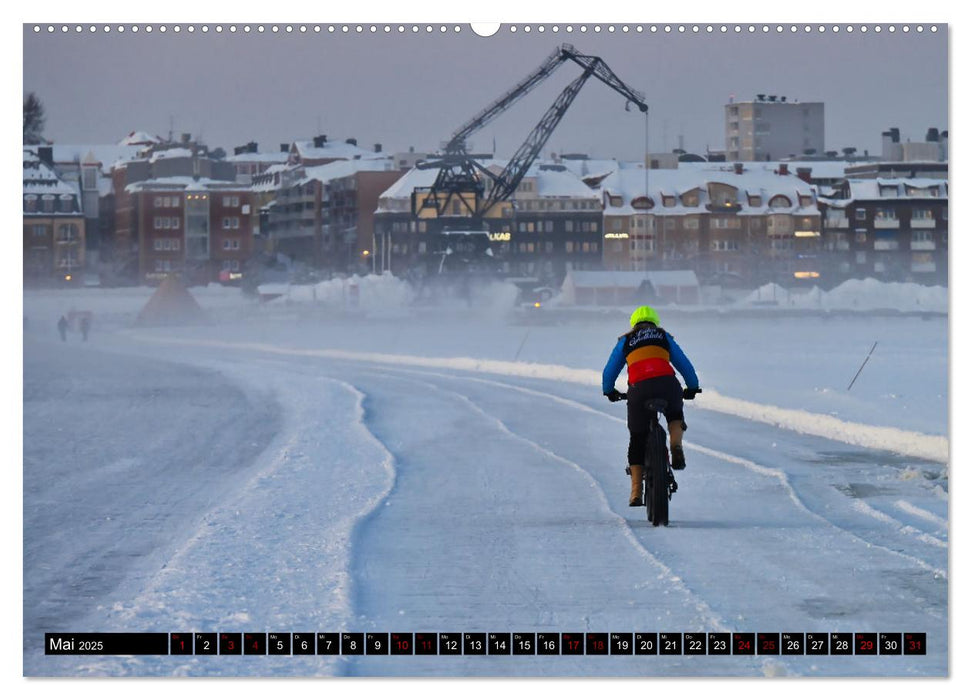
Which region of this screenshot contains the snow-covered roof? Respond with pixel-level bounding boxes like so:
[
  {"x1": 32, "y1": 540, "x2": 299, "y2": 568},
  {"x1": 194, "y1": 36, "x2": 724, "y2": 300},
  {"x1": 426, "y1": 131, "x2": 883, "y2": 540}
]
[
  {"x1": 292, "y1": 139, "x2": 384, "y2": 162},
  {"x1": 377, "y1": 158, "x2": 598, "y2": 211},
  {"x1": 377, "y1": 165, "x2": 451, "y2": 205},
  {"x1": 818, "y1": 178, "x2": 948, "y2": 208},
  {"x1": 529, "y1": 165, "x2": 598, "y2": 198},
  {"x1": 119, "y1": 130, "x2": 163, "y2": 146},
  {"x1": 850, "y1": 178, "x2": 947, "y2": 200},
  {"x1": 149, "y1": 148, "x2": 193, "y2": 162},
  {"x1": 600, "y1": 163, "x2": 818, "y2": 216},
  {"x1": 23, "y1": 149, "x2": 79, "y2": 197},
  {"x1": 224, "y1": 150, "x2": 290, "y2": 164},
  {"x1": 645, "y1": 270, "x2": 700, "y2": 287},
  {"x1": 298, "y1": 157, "x2": 396, "y2": 186},
  {"x1": 125, "y1": 176, "x2": 250, "y2": 194}
]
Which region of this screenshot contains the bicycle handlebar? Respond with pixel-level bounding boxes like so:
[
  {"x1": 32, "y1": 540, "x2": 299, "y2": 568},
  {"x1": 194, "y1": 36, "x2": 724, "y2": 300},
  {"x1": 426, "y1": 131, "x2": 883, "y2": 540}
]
[{"x1": 617, "y1": 388, "x2": 702, "y2": 401}]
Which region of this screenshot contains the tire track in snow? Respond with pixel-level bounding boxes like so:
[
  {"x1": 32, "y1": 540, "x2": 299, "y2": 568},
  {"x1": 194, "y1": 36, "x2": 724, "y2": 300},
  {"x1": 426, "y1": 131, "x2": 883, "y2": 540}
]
[
  {"x1": 370, "y1": 365, "x2": 948, "y2": 582},
  {"x1": 893, "y1": 500, "x2": 948, "y2": 530},
  {"x1": 371, "y1": 370, "x2": 733, "y2": 634},
  {"x1": 371, "y1": 369, "x2": 799, "y2": 678}
]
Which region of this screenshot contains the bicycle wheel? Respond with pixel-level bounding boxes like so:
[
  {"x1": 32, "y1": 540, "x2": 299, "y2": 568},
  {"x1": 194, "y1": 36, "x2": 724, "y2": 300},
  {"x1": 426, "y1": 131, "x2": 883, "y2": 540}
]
[
  {"x1": 645, "y1": 423, "x2": 669, "y2": 526},
  {"x1": 647, "y1": 425, "x2": 669, "y2": 527}
]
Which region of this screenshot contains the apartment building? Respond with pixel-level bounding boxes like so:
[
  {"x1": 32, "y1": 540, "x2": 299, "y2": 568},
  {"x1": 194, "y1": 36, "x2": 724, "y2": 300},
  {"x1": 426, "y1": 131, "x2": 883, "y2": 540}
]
[
  {"x1": 817, "y1": 178, "x2": 948, "y2": 284},
  {"x1": 23, "y1": 148, "x2": 86, "y2": 285},
  {"x1": 726, "y1": 95, "x2": 824, "y2": 162},
  {"x1": 122, "y1": 177, "x2": 256, "y2": 284},
  {"x1": 373, "y1": 161, "x2": 604, "y2": 283},
  {"x1": 600, "y1": 162, "x2": 821, "y2": 286},
  {"x1": 263, "y1": 157, "x2": 399, "y2": 272}
]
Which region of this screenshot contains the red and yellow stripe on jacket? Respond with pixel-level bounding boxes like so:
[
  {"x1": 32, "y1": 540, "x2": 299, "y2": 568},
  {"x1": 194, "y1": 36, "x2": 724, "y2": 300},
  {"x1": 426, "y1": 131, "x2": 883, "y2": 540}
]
[{"x1": 623, "y1": 325, "x2": 675, "y2": 385}]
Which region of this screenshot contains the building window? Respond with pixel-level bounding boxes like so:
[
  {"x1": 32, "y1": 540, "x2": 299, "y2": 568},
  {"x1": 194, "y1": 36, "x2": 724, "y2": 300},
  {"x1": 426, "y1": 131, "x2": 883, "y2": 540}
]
[
  {"x1": 154, "y1": 239, "x2": 163, "y2": 251},
  {"x1": 565, "y1": 220, "x2": 573, "y2": 232},
  {"x1": 565, "y1": 241, "x2": 574, "y2": 253},
  {"x1": 855, "y1": 209, "x2": 867, "y2": 221},
  {"x1": 154, "y1": 216, "x2": 162, "y2": 229},
  {"x1": 172, "y1": 218, "x2": 180, "y2": 230},
  {"x1": 42, "y1": 196, "x2": 55, "y2": 213},
  {"x1": 544, "y1": 220, "x2": 553, "y2": 233},
  {"x1": 519, "y1": 222, "x2": 527, "y2": 233},
  {"x1": 874, "y1": 207, "x2": 897, "y2": 221},
  {"x1": 223, "y1": 196, "x2": 240, "y2": 207},
  {"x1": 32, "y1": 224, "x2": 47, "y2": 237},
  {"x1": 545, "y1": 241, "x2": 553, "y2": 253},
  {"x1": 154, "y1": 196, "x2": 163, "y2": 207},
  {"x1": 768, "y1": 195, "x2": 792, "y2": 209},
  {"x1": 611, "y1": 219, "x2": 623, "y2": 232}
]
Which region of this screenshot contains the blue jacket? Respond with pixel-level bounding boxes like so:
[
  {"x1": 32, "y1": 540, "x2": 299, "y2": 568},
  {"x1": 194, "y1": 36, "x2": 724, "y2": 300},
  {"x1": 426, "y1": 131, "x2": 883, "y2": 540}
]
[{"x1": 602, "y1": 328, "x2": 699, "y2": 394}]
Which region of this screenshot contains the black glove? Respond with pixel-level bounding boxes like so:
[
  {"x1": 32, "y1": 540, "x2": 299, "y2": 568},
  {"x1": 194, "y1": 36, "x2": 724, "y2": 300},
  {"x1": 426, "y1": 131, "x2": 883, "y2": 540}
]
[
  {"x1": 605, "y1": 389, "x2": 624, "y2": 402},
  {"x1": 683, "y1": 387, "x2": 701, "y2": 400}
]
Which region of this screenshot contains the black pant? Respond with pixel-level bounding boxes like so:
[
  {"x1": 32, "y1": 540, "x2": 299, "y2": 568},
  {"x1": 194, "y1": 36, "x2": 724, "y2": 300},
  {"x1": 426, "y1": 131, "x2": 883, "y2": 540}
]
[{"x1": 627, "y1": 375, "x2": 684, "y2": 465}]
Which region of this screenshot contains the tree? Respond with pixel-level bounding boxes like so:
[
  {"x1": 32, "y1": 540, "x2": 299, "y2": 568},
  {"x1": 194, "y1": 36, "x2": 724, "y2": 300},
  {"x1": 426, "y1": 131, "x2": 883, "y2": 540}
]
[
  {"x1": 210, "y1": 147, "x2": 227, "y2": 160},
  {"x1": 23, "y1": 93, "x2": 45, "y2": 144}
]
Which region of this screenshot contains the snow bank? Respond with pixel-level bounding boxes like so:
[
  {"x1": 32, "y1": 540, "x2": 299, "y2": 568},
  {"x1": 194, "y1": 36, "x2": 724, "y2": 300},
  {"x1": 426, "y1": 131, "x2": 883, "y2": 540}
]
[
  {"x1": 735, "y1": 278, "x2": 947, "y2": 313},
  {"x1": 129, "y1": 335, "x2": 949, "y2": 463}
]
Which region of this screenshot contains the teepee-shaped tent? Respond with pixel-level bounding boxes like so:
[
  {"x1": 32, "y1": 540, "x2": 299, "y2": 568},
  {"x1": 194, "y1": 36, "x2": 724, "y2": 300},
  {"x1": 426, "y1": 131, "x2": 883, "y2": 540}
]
[{"x1": 135, "y1": 276, "x2": 208, "y2": 327}]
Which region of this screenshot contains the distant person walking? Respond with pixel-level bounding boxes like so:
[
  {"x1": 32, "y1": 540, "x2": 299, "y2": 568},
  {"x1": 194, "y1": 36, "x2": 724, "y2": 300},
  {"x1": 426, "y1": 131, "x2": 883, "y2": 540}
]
[
  {"x1": 80, "y1": 316, "x2": 90, "y2": 341},
  {"x1": 57, "y1": 316, "x2": 68, "y2": 342}
]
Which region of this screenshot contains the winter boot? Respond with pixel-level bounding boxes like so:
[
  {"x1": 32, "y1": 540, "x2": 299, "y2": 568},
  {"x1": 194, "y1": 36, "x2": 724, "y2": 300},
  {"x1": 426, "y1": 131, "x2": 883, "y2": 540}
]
[
  {"x1": 627, "y1": 464, "x2": 644, "y2": 506},
  {"x1": 669, "y1": 420, "x2": 686, "y2": 470},
  {"x1": 670, "y1": 445, "x2": 686, "y2": 470}
]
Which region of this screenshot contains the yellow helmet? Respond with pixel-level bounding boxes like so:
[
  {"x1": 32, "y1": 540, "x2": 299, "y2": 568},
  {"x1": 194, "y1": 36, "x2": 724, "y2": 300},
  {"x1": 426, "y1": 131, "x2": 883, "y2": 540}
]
[{"x1": 630, "y1": 305, "x2": 659, "y2": 327}]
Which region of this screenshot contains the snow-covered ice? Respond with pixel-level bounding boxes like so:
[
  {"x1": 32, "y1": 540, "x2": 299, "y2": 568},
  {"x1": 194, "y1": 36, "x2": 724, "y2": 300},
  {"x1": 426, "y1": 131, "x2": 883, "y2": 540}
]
[{"x1": 22, "y1": 279, "x2": 948, "y2": 677}]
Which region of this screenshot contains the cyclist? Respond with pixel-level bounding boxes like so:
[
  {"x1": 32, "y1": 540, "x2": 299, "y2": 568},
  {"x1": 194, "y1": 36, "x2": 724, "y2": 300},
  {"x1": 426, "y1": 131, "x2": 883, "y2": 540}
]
[{"x1": 603, "y1": 305, "x2": 701, "y2": 507}]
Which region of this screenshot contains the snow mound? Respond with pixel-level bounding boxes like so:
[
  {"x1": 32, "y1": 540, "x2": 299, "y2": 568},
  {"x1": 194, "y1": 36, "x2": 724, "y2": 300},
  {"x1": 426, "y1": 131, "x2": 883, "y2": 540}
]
[
  {"x1": 735, "y1": 278, "x2": 947, "y2": 313},
  {"x1": 261, "y1": 274, "x2": 416, "y2": 312}
]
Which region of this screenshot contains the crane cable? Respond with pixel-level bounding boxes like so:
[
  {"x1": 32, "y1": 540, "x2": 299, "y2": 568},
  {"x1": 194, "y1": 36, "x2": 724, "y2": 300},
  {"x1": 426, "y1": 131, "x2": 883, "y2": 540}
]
[{"x1": 643, "y1": 106, "x2": 650, "y2": 273}]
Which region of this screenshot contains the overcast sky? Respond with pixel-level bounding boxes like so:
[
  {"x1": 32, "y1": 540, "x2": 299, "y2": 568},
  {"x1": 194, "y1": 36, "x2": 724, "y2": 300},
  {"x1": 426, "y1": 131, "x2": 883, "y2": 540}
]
[{"x1": 23, "y1": 23, "x2": 947, "y2": 160}]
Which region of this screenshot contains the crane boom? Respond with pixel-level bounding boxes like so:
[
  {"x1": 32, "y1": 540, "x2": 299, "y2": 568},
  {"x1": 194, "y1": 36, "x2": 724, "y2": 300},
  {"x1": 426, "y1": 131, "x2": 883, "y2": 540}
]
[{"x1": 413, "y1": 43, "x2": 647, "y2": 224}]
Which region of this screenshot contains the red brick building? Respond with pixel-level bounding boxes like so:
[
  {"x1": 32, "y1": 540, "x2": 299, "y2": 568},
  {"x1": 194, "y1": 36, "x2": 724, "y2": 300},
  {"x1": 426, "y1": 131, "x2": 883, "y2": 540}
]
[{"x1": 123, "y1": 177, "x2": 256, "y2": 284}]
